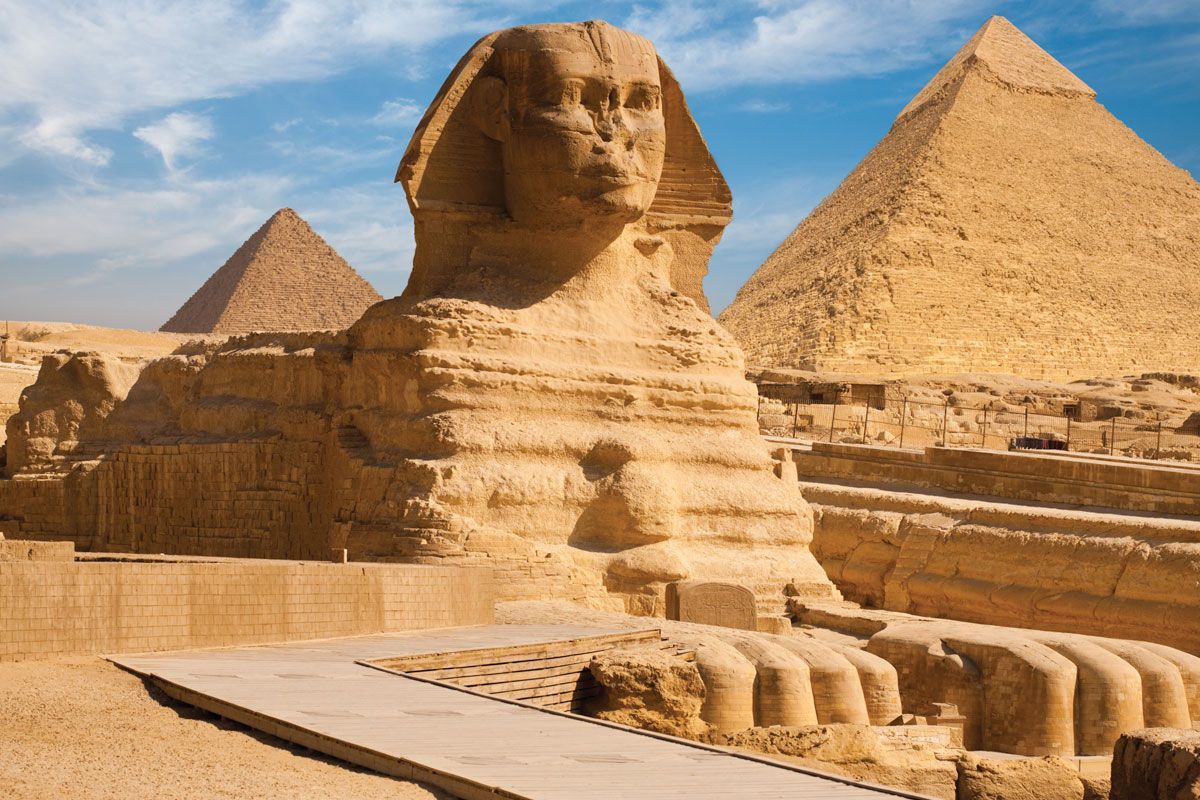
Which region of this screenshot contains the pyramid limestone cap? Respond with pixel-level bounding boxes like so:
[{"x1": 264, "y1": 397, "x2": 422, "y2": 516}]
[{"x1": 897, "y1": 16, "x2": 1094, "y2": 123}]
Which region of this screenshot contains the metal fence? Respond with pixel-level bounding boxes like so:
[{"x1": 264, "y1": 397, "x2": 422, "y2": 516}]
[{"x1": 758, "y1": 391, "x2": 1197, "y2": 460}]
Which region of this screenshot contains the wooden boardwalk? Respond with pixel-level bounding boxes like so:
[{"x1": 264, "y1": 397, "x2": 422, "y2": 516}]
[{"x1": 112, "y1": 624, "x2": 932, "y2": 800}]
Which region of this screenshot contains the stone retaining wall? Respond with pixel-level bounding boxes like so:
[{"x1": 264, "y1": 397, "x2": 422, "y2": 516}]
[
  {"x1": 792, "y1": 441, "x2": 1200, "y2": 515},
  {"x1": 0, "y1": 554, "x2": 493, "y2": 661}
]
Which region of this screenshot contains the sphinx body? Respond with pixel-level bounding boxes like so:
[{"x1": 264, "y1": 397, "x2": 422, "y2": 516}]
[{"x1": 0, "y1": 21, "x2": 835, "y2": 615}]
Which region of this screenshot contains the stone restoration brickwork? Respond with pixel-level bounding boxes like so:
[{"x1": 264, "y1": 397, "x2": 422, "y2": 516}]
[
  {"x1": 0, "y1": 20, "x2": 837, "y2": 617},
  {"x1": 160, "y1": 208, "x2": 383, "y2": 335},
  {"x1": 0, "y1": 551, "x2": 493, "y2": 661},
  {"x1": 718, "y1": 16, "x2": 1200, "y2": 381}
]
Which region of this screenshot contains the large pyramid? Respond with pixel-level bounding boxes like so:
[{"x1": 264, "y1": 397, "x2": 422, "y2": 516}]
[
  {"x1": 161, "y1": 208, "x2": 383, "y2": 334},
  {"x1": 719, "y1": 16, "x2": 1200, "y2": 381}
]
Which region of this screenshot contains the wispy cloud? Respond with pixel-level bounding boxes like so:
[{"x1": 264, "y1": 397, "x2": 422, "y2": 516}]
[
  {"x1": 740, "y1": 100, "x2": 791, "y2": 113},
  {"x1": 134, "y1": 111, "x2": 215, "y2": 172},
  {"x1": 626, "y1": 0, "x2": 992, "y2": 91},
  {"x1": 371, "y1": 98, "x2": 422, "y2": 127},
  {"x1": 0, "y1": 173, "x2": 291, "y2": 282},
  {"x1": 0, "y1": 1, "x2": 531, "y2": 167}
]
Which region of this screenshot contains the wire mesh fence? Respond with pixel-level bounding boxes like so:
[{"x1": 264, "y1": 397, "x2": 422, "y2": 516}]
[{"x1": 758, "y1": 390, "x2": 1191, "y2": 461}]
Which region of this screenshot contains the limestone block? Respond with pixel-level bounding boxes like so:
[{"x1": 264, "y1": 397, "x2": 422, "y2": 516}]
[
  {"x1": 584, "y1": 646, "x2": 709, "y2": 739},
  {"x1": 666, "y1": 581, "x2": 757, "y2": 630},
  {"x1": 956, "y1": 754, "x2": 1085, "y2": 800},
  {"x1": 0, "y1": 539, "x2": 74, "y2": 562},
  {"x1": 1112, "y1": 728, "x2": 1200, "y2": 800}
]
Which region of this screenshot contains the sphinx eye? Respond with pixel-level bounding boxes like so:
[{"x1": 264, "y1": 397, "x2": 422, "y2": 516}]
[
  {"x1": 626, "y1": 86, "x2": 660, "y2": 112},
  {"x1": 560, "y1": 81, "x2": 584, "y2": 105}
]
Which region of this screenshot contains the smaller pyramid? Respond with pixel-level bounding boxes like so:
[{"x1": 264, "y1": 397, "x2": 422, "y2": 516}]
[{"x1": 161, "y1": 208, "x2": 383, "y2": 334}]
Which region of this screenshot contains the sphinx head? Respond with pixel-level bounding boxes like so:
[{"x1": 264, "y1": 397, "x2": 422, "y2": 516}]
[
  {"x1": 475, "y1": 23, "x2": 666, "y2": 227},
  {"x1": 396, "y1": 20, "x2": 730, "y2": 303}
]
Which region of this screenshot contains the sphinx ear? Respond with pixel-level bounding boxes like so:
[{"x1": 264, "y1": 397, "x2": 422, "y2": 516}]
[{"x1": 472, "y1": 76, "x2": 511, "y2": 142}]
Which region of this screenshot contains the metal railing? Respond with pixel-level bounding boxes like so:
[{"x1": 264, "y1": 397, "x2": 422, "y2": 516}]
[{"x1": 758, "y1": 391, "x2": 1193, "y2": 461}]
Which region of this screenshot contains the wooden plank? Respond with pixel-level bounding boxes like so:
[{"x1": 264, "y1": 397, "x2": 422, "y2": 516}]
[{"x1": 378, "y1": 629, "x2": 663, "y2": 672}]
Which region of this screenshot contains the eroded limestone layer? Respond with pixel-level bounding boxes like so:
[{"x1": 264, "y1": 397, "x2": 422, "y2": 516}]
[{"x1": 801, "y1": 480, "x2": 1200, "y2": 655}]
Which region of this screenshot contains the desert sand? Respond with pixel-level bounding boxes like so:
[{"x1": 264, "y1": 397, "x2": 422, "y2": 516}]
[{"x1": 0, "y1": 656, "x2": 449, "y2": 800}]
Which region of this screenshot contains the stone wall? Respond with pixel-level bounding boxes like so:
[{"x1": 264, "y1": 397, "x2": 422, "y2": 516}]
[
  {"x1": 793, "y1": 441, "x2": 1200, "y2": 515},
  {"x1": 0, "y1": 555, "x2": 493, "y2": 661},
  {"x1": 802, "y1": 480, "x2": 1200, "y2": 655}
]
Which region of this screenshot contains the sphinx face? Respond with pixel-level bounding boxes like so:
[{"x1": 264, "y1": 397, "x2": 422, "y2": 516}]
[{"x1": 495, "y1": 25, "x2": 667, "y2": 227}]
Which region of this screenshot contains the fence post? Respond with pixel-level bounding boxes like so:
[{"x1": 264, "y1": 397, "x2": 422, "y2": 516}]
[
  {"x1": 1023, "y1": 407, "x2": 1029, "y2": 438},
  {"x1": 1109, "y1": 415, "x2": 1117, "y2": 456},
  {"x1": 941, "y1": 401, "x2": 950, "y2": 447},
  {"x1": 829, "y1": 391, "x2": 839, "y2": 443},
  {"x1": 791, "y1": 401, "x2": 799, "y2": 440},
  {"x1": 1066, "y1": 414, "x2": 1072, "y2": 451},
  {"x1": 899, "y1": 397, "x2": 908, "y2": 449},
  {"x1": 981, "y1": 406, "x2": 989, "y2": 449},
  {"x1": 1156, "y1": 416, "x2": 1163, "y2": 460},
  {"x1": 863, "y1": 400, "x2": 871, "y2": 445}
]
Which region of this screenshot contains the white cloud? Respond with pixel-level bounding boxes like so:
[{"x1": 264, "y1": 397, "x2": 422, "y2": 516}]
[
  {"x1": 0, "y1": 0, "x2": 531, "y2": 166},
  {"x1": 740, "y1": 100, "x2": 790, "y2": 113},
  {"x1": 134, "y1": 112, "x2": 215, "y2": 171},
  {"x1": 626, "y1": 0, "x2": 992, "y2": 91},
  {"x1": 0, "y1": 173, "x2": 292, "y2": 283},
  {"x1": 371, "y1": 98, "x2": 423, "y2": 127}
]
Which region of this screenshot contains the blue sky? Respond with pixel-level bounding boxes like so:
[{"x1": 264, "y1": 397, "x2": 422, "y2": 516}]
[{"x1": 1, "y1": 0, "x2": 1197, "y2": 330}]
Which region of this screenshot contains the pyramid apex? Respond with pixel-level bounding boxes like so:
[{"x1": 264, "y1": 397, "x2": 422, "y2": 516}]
[{"x1": 896, "y1": 15, "x2": 1094, "y2": 123}]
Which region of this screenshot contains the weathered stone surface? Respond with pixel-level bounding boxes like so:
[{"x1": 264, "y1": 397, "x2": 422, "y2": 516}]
[
  {"x1": 719, "y1": 16, "x2": 1200, "y2": 381},
  {"x1": 0, "y1": 539, "x2": 73, "y2": 561},
  {"x1": 4, "y1": 353, "x2": 141, "y2": 476},
  {"x1": 1112, "y1": 728, "x2": 1200, "y2": 800},
  {"x1": 718, "y1": 724, "x2": 960, "y2": 800},
  {"x1": 160, "y1": 208, "x2": 382, "y2": 335},
  {"x1": 584, "y1": 646, "x2": 709, "y2": 739},
  {"x1": 801, "y1": 479, "x2": 1200, "y2": 656},
  {"x1": 955, "y1": 754, "x2": 1085, "y2": 800},
  {"x1": 666, "y1": 580, "x2": 757, "y2": 630}
]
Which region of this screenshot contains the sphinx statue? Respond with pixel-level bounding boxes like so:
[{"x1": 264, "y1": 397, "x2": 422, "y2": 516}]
[
  {"x1": 0, "y1": 20, "x2": 837, "y2": 615},
  {"x1": 337, "y1": 20, "x2": 837, "y2": 613}
]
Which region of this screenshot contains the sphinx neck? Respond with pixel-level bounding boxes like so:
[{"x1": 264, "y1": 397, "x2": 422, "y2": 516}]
[{"x1": 480, "y1": 222, "x2": 650, "y2": 289}]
